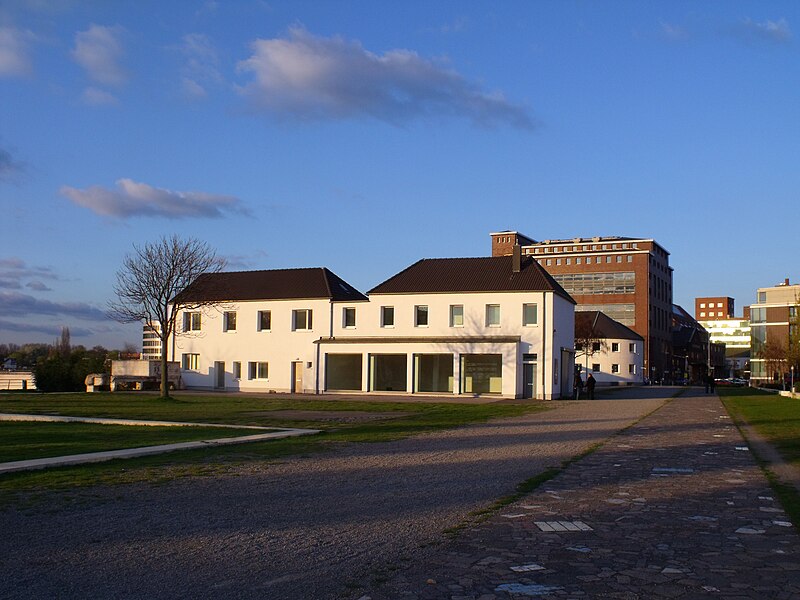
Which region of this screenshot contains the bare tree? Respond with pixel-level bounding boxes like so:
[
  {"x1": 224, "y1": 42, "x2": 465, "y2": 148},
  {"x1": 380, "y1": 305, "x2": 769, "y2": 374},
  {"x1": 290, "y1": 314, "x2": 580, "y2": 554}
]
[
  {"x1": 574, "y1": 312, "x2": 607, "y2": 374},
  {"x1": 109, "y1": 235, "x2": 224, "y2": 398}
]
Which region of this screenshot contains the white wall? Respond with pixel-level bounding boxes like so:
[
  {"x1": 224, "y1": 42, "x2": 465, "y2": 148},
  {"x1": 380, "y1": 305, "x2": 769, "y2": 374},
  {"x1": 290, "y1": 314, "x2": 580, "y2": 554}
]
[
  {"x1": 577, "y1": 337, "x2": 643, "y2": 385},
  {"x1": 170, "y1": 298, "x2": 338, "y2": 393},
  {"x1": 170, "y1": 290, "x2": 574, "y2": 398}
]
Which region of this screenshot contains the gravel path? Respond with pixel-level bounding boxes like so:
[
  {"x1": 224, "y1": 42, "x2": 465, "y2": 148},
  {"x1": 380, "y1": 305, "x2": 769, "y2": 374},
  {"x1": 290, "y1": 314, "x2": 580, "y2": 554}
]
[{"x1": 0, "y1": 391, "x2": 669, "y2": 600}]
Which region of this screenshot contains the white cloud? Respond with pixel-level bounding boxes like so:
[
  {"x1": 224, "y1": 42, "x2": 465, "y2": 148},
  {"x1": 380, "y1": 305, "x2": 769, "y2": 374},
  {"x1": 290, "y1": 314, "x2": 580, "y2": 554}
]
[
  {"x1": 179, "y1": 33, "x2": 222, "y2": 98},
  {"x1": 72, "y1": 24, "x2": 127, "y2": 86},
  {"x1": 0, "y1": 26, "x2": 35, "y2": 77},
  {"x1": 660, "y1": 21, "x2": 688, "y2": 41},
  {"x1": 736, "y1": 17, "x2": 792, "y2": 43},
  {"x1": 236, "y1": 27, "x2": 534, "y2": 129},
  {"x1": 81, "y1": 86, "x2": 118, "y2": 106},
  {"x1": 60, "y1": 178, "x2": 248, "y2": 220}
]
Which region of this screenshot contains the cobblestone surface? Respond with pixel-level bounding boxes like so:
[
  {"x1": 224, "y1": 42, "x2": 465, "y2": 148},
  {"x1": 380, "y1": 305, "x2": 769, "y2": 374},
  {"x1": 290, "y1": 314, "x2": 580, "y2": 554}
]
[
  {"x1": 0, "y1": 394, "x2": 665, "y2": 600},
  {"x1": 367, "y1": 390, "x2": 800, "y2": 599}
]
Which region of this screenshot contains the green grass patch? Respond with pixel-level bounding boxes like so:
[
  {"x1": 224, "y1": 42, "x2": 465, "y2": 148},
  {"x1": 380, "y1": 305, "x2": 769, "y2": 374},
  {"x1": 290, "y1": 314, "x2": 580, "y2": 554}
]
[
  {"x1": 719, "y1": 386, "x2": 800, "y2": 527},
  {"x1": 0, "y1": 421, "x2": 263, "y2": 463},
  {"x1": 0, "y1": 393, "x2": 547, "y2": 502},
  {"x1": 718, "y1": 387, "x2": 800, "y2": 466}
]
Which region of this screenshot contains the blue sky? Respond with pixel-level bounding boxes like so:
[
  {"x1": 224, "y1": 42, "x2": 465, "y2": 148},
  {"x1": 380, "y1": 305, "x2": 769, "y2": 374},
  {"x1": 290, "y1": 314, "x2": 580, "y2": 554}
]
[{"x1": 1, "y1": 1, "x2": 798, "y2": 348}]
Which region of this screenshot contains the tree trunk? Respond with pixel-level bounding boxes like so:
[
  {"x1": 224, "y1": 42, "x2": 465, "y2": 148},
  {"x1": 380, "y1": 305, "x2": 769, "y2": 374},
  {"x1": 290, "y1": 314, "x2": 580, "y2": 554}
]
[{"x1": 160, "y1": 337, "x2": 170, "y2": 399}]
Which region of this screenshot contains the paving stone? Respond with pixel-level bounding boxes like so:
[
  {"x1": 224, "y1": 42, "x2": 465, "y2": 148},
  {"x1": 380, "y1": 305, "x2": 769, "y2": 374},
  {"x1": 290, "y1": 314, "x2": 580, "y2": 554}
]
[{"x1": 368, "y1": 391, "x2": 800, "y2": 599}]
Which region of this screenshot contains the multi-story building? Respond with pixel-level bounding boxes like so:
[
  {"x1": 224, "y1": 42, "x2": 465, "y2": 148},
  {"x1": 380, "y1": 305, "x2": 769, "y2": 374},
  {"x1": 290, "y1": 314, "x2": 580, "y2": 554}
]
[
  {"x1": 141, "y1": 322, "x2": 161, "y2": 360},
  {"x1": 574, "y1": 311, "x2": 643, "y2": 386},
  {"x1": 695, "y1": 297, "x2": 734, "y2": 321},
  {"x1": 749, "y1": 278, "x2": 800, "y2": 385},
  {"x1": 168, "y1": 253, "x2": 576, "y2": 399},
  {"x1": 672, "y1": 304, "x2": 726, "y2": 382},
  {"x1": 696, "y1": 296, "x2": 750, "y2": 379},
  {"x1": 491, "y1": 231, "x2": 673, "y2": 382}
]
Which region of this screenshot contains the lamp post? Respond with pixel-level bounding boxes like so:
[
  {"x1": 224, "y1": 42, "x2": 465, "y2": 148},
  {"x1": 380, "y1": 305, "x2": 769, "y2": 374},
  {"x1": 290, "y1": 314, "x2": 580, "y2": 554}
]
[{"x1": 792, "y1": 365, "x2": 795, "y2": 398}]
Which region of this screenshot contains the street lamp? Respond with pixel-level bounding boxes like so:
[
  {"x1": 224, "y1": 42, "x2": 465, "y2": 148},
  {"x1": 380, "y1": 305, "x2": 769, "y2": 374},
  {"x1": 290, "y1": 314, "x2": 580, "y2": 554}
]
[{"x1": 792, "y1": 365, "x2": 795, "y2": 398}]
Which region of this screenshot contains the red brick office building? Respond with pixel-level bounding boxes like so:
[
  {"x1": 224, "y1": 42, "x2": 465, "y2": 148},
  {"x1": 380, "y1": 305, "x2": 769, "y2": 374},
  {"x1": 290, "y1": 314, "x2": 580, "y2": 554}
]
[
  {"x1": 695, "y1": 296, "x2": 735, "y2": 321},
  {"x1": 491, "y1": 231, "x2": 673, "y2": 382}
]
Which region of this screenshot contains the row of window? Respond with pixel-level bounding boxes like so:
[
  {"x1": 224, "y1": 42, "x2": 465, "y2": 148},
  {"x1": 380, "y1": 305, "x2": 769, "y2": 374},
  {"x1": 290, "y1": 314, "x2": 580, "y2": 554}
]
[
  {"x1": 181, "y1": 354, "x2": 269, "y2": 380},
  {"x1": 576, "y1": 342, "x2": 638, "y2": 353},
  {"x1": 587, "y1": 363, "x2": 637, "y2": 374},
  {"x1": 699, "y1": 302, "x2": 725, "y2": 309},
  {"x1": 183, "y1": 303, "x2": 540, "y2": 332},
  {"x1": 699, "y1": 311, "x2": 726, "y2": 318},
  {"x1": 183, "y1": 309, "x2": 310, "y2": 333},
  {"x1": 539, "y1": 255, "x2": 634, "y2": 267},
  {"x1": 554, "y1": 272, "x2": 635, "y2": 296},
  {"x1": 532, "y1": 242, "x2": 639, "y2": 253}
]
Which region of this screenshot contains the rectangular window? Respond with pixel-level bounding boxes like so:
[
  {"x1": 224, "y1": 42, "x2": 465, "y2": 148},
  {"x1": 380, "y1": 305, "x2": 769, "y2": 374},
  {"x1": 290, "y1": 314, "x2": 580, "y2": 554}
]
[
  {"x1": 293, "y1": 309, "x2": 313, "y2": 331},
  {"x1": 461, "y1": 354, "x2": 502, "y2": 394},
  {"x1": 566, "y1": 258, "x2": 571, "y2": 265},
  {"x1": 546, "y1": 259, "x2": 552, "y2": 266},
  {"x1": 629, "y1": 342, "x2": 636, "y2": 353},
  {"x1": 586, "y1": 257, "x2": 592, "y2": 264},
  {"x1": 183, "y1": 312, "x2": 201, "y2": 331},
  {"x1": 611, "y1": 342, "x2": 619, "y2": 352},
  {"x1": 717, "y1": 302, "x2": 723, "y2": 308},
  {"x1": 606, "y1": 256, "x2": 612, "y2": 263},
  {"x1": 224, "y1": 311, "x2": 237, "y2": 332},
  {"x1": 592, "y1": 342, "x2": 601, "y2": 352},
  {"x1": 415, "y1": 305, "x2": 429, "y2": 327},
  {"x1": 556, "y1": 258, "x2": 562, "y2": 266},
  {"x1": 343, "y1": 307, "x2": 356, "y2": 328},
  {"x1": 627, "y1": 255, "x2": 633, "y2": 263},
  {"x1": 611, "y1": 363, "x2": 619, "y2": 373},
  {"x1": 700, "y1": 311, "x2": 705, "y2": 317},
  {"x1": 485, "y1": 304, "x2": 500, "y2": 327},
  {"x1": 181, "y1": 353, "x2": 199, "y2": 370},
  {"x1": 700, "y1": 303, "x2": 706, "y2": 308},
  {"x1": 248, "y1": 361, "x2": 268, "y2": 379},
  {"x1": 758, "y1": 291, "x2": 766, "y2": 303},
  {"x1": 628, "y1": 364, "x2": 636, "y2": 374},
  {"x1": 450, "y1": 305, "x2": 464, "y2": 327},
  {"x1": 381, "y1": 306, "x2": 394, "y2": 327},
  {"x1": 258, "y1": 310, "x2": 271, "y2": 331},
  {"x1": 233, "y1": 361, "x2": 241, "y2": 379},
  {"x1": 576, "y1": 257, "x2": 582, "y2": 265},
  {"x1": 592, "y1": 363, "x2": 600, "y2": 372},
  {"x1": 522, "y1": 303, "x2": 538, "y2": 326}
]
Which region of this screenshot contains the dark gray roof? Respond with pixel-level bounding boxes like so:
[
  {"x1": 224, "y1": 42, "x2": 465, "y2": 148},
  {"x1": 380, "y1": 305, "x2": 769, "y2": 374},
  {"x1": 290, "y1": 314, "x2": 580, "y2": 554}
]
[
  {"x1": 368, "y1": 256, "x2": 575, "y2": 303},
  {"x1": 575, "y1": 311, "x2": 643, "y2": 341},
  {"x1": 173, "y1": 268, "x2": 367, "y2": 303}
]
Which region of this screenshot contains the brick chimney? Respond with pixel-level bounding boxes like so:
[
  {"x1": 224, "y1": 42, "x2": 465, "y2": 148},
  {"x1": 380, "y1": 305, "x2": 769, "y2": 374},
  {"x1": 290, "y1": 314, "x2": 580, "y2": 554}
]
[{"x1": 512, "y1": 244, "x2": 521, "y2": 273}]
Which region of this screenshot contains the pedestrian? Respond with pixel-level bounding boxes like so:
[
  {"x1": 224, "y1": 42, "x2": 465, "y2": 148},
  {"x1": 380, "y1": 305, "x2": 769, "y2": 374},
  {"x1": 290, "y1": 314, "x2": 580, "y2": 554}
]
[
  {"x1": 704, "y1": 373, "x2": 712, "y2": 394},
  {"x1": 586, "y1": 373, "x2": 596, "y2": 400},
  {"x1": 574, "y1": 372, "x2": 584, "y2": 400}
]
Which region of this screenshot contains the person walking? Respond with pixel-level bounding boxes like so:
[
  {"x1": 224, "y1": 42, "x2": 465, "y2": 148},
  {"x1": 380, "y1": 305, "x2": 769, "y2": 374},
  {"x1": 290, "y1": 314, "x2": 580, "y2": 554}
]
[
  {"x1": 586, "y1": 373, "x2": 596, "y2": 400},
  {"x1": 574, "y1": 372, "x2": 584, "y2": 400}
]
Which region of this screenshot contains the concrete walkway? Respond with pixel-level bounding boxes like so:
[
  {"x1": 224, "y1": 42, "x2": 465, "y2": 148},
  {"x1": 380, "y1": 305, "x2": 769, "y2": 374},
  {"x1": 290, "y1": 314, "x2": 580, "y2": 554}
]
[
  {"x1": 0, "y1": 413, "x2": 319, "y2": 474},
  {"x1": 370, "y1": 390, "x2": 800, "y2": 599}
]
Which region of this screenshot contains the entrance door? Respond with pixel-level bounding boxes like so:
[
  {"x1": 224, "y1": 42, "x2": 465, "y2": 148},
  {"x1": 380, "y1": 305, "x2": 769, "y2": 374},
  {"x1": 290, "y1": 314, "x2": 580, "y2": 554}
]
[
  {"x1": 291, "y1": 361, "x2": 303, "y2": 393},
  {"x1": 214, "y1": 361, "x2": 225, "y2": 390},
  {"x1": 522, "y1": 363, "x2": 537, "y2": 399}
]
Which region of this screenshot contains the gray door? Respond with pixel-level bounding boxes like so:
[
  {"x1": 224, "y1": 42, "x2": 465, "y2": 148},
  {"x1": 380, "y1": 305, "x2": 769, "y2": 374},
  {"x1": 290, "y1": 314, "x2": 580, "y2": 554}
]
[
  {"x1": 522, "y1": 363, "x2": 536, "y2": 399},
  {"x1": 214, "y1": 361, "x2": 225, "y2": 389}
]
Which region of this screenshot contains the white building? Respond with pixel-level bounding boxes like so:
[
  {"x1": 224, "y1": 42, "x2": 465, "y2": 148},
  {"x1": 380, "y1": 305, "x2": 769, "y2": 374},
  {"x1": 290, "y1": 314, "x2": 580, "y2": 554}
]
[
  {"x1": 169, "y1": 267, "x2": 368, "y2": 393},
  {"x1": 141, "y1": 322, "x2": 162, "y2": 360},
  {"x1": 169, "y1": 252, "x2": 576, "y2": 399},
  {"x1": 575, "y1": 310, "x2": 644, "y2": 385}
]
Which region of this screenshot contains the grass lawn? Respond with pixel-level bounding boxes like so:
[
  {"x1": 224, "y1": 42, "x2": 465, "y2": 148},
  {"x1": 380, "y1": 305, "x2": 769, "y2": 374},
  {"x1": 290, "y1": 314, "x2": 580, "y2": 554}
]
[
  {"x1": 719, "y1": 386, "x2": 800, "y2": 466},
  {"x1": 0, "y1": 421, "x2": 263, "y2": 463},
  {"x1": 0, "y1": 392, "x2": 546, "y2": 500},
  {"x1": 719, "y1": 386, "x2": 800, "y2": 526}
]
